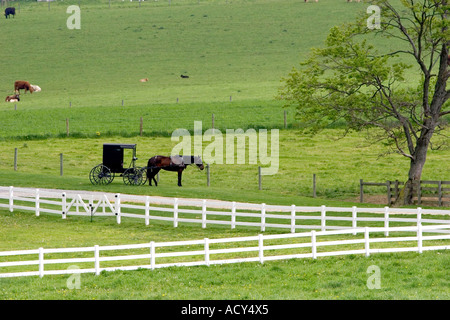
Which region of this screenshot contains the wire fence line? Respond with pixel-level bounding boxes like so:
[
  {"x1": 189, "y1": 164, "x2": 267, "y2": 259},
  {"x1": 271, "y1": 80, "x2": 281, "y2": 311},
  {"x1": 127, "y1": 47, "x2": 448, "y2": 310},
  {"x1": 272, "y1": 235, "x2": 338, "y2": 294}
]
[{"x1": 1, "y1": 186, "x2": 449, "y2": 278}]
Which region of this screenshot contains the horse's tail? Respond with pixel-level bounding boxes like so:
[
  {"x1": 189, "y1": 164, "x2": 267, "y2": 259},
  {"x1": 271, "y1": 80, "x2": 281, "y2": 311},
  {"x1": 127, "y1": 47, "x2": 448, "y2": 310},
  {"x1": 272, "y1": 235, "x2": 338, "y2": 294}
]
[{"x1": 146, "y1": 166, "x2": 153, "y2": 180}]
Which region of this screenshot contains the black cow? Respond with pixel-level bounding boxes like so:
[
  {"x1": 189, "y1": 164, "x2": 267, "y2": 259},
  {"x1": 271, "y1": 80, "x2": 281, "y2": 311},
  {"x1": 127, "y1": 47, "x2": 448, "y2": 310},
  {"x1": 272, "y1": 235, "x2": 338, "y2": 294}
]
[{"x1": 5, "y1": 7, "x2": 15, "y2": 19}]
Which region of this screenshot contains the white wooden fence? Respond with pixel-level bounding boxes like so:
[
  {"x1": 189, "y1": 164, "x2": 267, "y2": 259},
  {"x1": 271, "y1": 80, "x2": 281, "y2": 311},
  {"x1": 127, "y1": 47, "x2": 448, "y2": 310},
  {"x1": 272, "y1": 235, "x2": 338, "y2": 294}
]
[
  {"x1": 1, "y1": 186, "x2": 450, "y2": 234},
  {"x1": 1, "y1": 186, "x2": 449, "y2": 278},
  {"x1": 1, "y1": 224, "x2": 449, "y2": 278}
]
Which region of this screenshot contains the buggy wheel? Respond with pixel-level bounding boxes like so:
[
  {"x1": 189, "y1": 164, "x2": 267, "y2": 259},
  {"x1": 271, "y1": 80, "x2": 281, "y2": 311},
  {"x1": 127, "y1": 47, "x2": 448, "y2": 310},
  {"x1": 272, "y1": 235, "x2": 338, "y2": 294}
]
[
  {"x1": 139, "y1": 167, "x2": 148, "y2": 185},
  {"x1": 89, "y1": 164, "x2": 114, "y2": 185},
  {"x1": 123, "y1": 167, "x2": 144, "y2": 185}
]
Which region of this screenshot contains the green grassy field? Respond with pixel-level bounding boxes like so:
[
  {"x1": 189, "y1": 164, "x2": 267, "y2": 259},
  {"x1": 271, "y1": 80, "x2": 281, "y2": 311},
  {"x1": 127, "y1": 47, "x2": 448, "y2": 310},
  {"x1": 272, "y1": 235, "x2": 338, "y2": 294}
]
[
  {"x1": 2, "y1": 0, "x2": 363, "y2": 107},
  {"x1": 1, "y1": 210, "x2": 449, "y2": 300},
  {"x1": 1, "y1": 129, "x2": 449, "y2": 203},
  {"x1": 0, "y1": 0, "x2": 449, "y2": 300}
]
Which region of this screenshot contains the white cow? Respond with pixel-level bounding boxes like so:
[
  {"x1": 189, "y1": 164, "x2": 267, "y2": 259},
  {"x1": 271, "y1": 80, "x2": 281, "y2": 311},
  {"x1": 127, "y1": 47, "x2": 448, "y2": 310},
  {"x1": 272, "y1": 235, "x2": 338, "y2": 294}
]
[{"x1": 30, "y1": 85, "x2": 41, "y2": 92}]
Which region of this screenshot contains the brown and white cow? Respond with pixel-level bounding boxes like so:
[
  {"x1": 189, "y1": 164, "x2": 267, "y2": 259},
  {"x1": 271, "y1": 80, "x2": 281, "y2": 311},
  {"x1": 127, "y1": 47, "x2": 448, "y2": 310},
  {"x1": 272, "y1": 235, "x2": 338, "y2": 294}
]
[
  {"x1": 14, "y1": 81, "x2": 34, "y2": 94},
  {"x1": 5, "y1": 94, "x2": 20, "y2": 102}
]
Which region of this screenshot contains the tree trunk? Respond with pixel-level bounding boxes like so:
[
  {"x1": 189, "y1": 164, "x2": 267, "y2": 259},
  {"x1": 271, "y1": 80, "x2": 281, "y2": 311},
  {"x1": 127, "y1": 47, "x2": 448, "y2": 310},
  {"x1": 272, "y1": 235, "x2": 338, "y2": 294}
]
[
  {"x1": 403, "y1": 160, "x2": 425, "y2": 205},
  {"x1": 402, "y1": 128, "x2": 434, "y2": 205}
]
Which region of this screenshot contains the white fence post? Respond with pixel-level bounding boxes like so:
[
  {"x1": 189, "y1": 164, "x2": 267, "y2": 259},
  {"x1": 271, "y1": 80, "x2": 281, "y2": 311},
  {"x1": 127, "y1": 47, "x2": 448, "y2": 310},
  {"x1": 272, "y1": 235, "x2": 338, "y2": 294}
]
[
  {"x1": 38, "y1": 247, "x2": 44, "y2": 278},
  {"x1": 88, "y1": 197, "x2": 93, "y2": 221},
  {"x1": 352, "y1": 206, "x2": 357, "y2": 235},
  {"x1": 75, "y1": 195, "x2": 80, "y2": 214},
  {"x1": 321, "y1": 205, "x2": 326, "y2": 231},
  {"x1": 145, "y1": 196, "x2": 150, "y2": 226},
  {"x1": 150, "y1": 241, "x2": 155, "y2": 270},
  {"x1": 231, "y1": 201, "x2": 236, "y2": 229},
  {"x1": 102, "y1": 196, "x2": 106, "y2": 214},
  {"x1": 384, "y1": 207, "x2": 390, "y2": 236},
  {"x1": 417, "y1": 207, "x2": 422, "y2": 227},
  {"x1": 311, "y1": 230, "x2": 317, "y2": 259},
  {"x1": 202, "y1": 200, "x2": 207, "y2": 229},
  {"x1": 416, "y1": 207, "x2": 422, "y2": 254},
  {"x1": 35, "y1": 189, "x2": 40, "y2": 217},
  {"x1": 94, "y1": 245, "x2": 100, "y2": 275},
  {"x1": 61, "y1": 193, "x2": 67, "y2": 219},
  {"x1": 204, "y1": 238, "x2": 210, "y2": 266},
  {"x1": 261, "y1": 203, "x2": 266, "y2": 232},
  {"x1": 364, "y1": 227, "x2": 370, "y2": 257},
  {"x1": 9, "y1": 186, "x2": 13, "y2": 212},
  {"x1": 258, "y1": 234, "x2": 264, "y2": 264},
  {"x1": 173, "y1": 198, "x2": 178, "y2": 228},
  {"x1": 115, "y1": 194, "x2": 121, "y2": 224},
  {"x1": 290, "y1": 204, "x2": 296, "y2": 233},
  {"x1": 417, "y1": 223, "x2": 423, "y2": 254}
]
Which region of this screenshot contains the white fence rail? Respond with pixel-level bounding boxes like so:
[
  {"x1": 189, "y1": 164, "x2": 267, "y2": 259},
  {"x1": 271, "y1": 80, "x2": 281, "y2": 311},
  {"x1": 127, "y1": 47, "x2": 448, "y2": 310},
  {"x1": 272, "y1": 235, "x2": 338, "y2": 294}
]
[
  {"x1": 1, "y1": 225, "x2": 450, "y2": 278},
  {"x1": 1, "y1": 186, "x2": 450, "y2": 278},
  {"x1": 1, "y1": 186, "x2": 450, "y2": 235}
]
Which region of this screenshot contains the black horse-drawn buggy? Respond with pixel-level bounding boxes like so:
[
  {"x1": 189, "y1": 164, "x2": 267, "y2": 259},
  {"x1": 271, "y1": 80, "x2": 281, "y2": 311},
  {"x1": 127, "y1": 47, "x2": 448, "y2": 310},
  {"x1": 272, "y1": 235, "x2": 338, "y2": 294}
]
[{"x1": 89, "y1": 144, "x2": 147, "y2": 185}]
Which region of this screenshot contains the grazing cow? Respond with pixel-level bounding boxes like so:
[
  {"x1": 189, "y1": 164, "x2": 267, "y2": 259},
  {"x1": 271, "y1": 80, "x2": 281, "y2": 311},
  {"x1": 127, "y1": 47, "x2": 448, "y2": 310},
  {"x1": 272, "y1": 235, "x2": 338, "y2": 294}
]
[
  {"x1": 30, "y1": 85, "x2": 41, "y2": 92},
  {"x1": 14, "y1": 81, "x2": 34, "y2": 94},
  {"x1": 140, "y1": 78, "x2": 148, "y2": 82},
  {"x1": 4, "y1": 7, "x2": 15, "y2": 19},
  {"x1": 5, "y1": 94, "x2": 20, "y2": 102},
  {"x1": 180, "y1": 75, "x2": 189, "y2": 78}
]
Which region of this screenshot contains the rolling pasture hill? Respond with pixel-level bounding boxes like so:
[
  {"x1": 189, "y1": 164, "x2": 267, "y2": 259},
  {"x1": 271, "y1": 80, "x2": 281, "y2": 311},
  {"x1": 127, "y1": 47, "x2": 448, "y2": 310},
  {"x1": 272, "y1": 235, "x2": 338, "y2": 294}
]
[
  {"x1": 0, "y1": 0, "x2": 448, "y2": 203},
  {"x1": 0, "y1": 0, "x2": 449, "y2": 301},
  {"x1": 0, "y1": 0, "x2": 376, "y2": 109}
]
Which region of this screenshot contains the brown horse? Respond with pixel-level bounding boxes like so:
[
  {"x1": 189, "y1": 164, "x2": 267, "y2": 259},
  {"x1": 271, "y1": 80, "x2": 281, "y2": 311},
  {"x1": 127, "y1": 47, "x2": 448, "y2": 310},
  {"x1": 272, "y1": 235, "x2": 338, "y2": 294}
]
[{"x1": 147, "y1": 155, "x2": 204, "y2": 187}]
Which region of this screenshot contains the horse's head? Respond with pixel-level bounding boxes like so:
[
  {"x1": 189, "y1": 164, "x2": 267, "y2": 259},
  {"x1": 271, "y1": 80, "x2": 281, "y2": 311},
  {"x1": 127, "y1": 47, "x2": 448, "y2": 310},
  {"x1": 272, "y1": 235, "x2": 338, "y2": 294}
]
[{"x1": 194, "y1": 156, "x2": 204, "y2": 170}]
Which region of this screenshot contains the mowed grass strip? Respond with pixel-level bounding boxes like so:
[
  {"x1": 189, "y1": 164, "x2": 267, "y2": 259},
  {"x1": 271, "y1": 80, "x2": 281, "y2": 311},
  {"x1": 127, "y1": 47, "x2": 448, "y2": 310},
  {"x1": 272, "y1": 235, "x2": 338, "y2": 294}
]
[{"x1": 1, "y1": 129, "x2": 449, "y2": 202}]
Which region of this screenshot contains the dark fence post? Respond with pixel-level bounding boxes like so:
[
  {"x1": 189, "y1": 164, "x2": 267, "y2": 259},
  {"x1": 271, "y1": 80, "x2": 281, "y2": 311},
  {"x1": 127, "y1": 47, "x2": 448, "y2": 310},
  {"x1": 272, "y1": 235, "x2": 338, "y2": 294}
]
[
  {"x1": 360, "y1": 179, "x2": 364, "y2": 203},
  {"x1": 60, "y1": 153, "x2": 63, "y2": 176},
  {"x1": 258, "y1": 167, "x2": 262, "y2": 190},
  {"x1": 394, "y1": 180, "x2": 399, "y2": 200},
  {"x1": 313, "y1": 174, "x2": 316, "y2": 198},
  {"x1": 14, "y1": 148, "x2": 18, "y2": 171},
  {"x1": 438, "y1": 181, "x2": 442, "y2": 207},
  {"x1": 386, "y1": 180, "x2": 391, "y2": 205}
]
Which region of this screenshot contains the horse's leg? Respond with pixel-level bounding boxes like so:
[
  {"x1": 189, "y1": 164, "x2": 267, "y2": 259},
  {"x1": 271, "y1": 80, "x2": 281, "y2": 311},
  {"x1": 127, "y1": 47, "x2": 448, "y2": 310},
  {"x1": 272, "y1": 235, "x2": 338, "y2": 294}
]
[
  {"x1": 152, "y1": 168, "x2": 160, "y2": 186},
  {"x1": 153, "y1": 171, "x2": 158, "y2": 186},
  {"x1": 147, "y1": 168, "x2": 154, "y2": 186},
  {"x1": 177, "y1": 170, "x2": 183, "y2": 187}
]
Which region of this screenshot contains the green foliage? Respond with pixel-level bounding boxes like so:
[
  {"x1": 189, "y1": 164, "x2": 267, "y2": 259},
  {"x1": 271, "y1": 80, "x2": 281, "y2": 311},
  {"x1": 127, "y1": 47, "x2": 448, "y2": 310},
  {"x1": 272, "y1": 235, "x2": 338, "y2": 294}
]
[{"x1": 280, "y1": 0, "x2": 449, "y2": 178}]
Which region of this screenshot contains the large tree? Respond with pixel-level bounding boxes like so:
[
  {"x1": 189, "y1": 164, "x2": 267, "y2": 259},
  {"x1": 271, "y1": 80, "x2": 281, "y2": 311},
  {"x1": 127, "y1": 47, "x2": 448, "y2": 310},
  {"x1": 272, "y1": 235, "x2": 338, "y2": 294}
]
[{"x1": 281, "y1": 0, "x2": 449, "y2": 204}]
